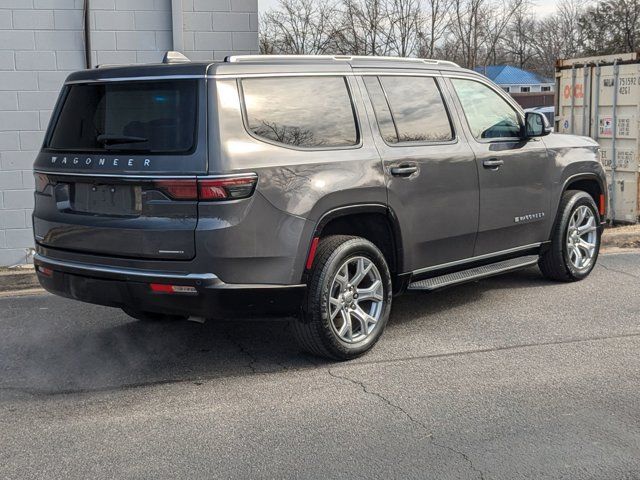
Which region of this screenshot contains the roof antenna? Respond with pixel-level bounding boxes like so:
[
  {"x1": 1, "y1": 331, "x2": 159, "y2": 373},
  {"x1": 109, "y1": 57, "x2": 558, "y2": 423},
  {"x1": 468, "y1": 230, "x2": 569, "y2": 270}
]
[{"x1": 163, "y1": 51, "x2": 190, "y2": 64}]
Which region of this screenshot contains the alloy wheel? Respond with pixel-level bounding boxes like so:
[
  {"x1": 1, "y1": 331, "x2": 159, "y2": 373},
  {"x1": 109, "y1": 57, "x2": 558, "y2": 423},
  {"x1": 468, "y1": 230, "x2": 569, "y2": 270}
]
[
  {"x1": 566, "y1": 205, "x2": 598, "y2": 270},
  {"x1": 328, "y1": 256, "x2": 385, "y2": 343}
]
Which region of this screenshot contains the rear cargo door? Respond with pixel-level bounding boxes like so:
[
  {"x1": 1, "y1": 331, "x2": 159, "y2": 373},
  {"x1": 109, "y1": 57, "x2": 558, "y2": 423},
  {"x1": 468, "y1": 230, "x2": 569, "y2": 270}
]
[{"x1": 33, "y1": 79, "x2": 207, "y2": 260}]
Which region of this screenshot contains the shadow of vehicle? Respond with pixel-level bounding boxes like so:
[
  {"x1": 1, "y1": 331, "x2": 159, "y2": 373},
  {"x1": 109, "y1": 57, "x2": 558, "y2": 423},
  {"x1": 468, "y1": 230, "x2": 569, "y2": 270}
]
[{"x1": 1, "y1": 267, "x2": 549, "y2": 396}]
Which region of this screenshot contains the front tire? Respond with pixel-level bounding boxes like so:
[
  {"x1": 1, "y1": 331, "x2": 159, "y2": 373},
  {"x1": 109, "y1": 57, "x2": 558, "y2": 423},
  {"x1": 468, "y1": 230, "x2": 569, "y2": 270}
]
[
  {"x1": 539, "y1": 190, "x2": 601, "y2": 282},
  {"x1": 292, "y1": 235, "x2": 393, "y2": 360}
]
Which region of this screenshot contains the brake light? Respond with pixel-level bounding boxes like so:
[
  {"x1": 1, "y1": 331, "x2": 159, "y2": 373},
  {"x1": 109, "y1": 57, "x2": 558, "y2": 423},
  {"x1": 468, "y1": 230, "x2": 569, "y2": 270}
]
[
  {"x1": 198, "y1": 176, "x2": 257, "y2": 200},
  {"x1": 153, "y1": 175, "x2": 257, "y2": 201}
]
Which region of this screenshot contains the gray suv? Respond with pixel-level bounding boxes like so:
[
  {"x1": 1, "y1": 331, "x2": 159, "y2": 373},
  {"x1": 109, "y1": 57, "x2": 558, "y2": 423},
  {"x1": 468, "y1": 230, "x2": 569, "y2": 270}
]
[{"x1": 32, "y1": 54, "x2": 607, "y2": 360}]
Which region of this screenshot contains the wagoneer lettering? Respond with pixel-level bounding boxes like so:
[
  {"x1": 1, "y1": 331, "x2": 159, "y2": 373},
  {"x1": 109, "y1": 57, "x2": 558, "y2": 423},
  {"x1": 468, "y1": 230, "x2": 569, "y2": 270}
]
[{"x1": 32, "y1": 53, "x2": 607, "y2": 360}]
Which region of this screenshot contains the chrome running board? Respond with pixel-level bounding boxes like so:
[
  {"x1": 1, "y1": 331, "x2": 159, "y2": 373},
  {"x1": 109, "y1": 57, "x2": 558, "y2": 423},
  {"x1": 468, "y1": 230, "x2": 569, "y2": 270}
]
[{"x1": 407, "y1": 255, "x2": 539, "y2": 291}]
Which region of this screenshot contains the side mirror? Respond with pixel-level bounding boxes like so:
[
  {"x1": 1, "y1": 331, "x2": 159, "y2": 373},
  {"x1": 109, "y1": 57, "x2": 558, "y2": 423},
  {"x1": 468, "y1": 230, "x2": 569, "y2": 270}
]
[{"x1": 525, "y1": 111, "x2": 553, "y2": 138}]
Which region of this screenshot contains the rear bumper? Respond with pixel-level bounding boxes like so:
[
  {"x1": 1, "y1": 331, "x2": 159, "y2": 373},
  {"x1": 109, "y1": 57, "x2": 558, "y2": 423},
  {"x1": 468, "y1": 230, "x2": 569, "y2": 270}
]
[{"x1": 34, "y1": 254, "x2": 306, "y2": 319}]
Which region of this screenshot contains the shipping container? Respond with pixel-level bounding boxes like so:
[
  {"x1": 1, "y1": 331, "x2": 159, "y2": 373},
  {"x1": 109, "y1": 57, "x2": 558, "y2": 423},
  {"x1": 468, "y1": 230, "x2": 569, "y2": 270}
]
[{"x1": 556, "y1": 52, "x2": 640, "y2": 223}]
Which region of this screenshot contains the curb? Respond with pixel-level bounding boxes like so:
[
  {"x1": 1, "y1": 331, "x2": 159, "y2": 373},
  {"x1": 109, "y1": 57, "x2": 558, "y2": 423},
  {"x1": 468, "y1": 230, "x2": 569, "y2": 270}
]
[
  {"x1": 0, "y1": 267, "x2": 40, "y2": 293},
  {"x1": 602, "y1": 232, "x2": 640, "y2": 249}
]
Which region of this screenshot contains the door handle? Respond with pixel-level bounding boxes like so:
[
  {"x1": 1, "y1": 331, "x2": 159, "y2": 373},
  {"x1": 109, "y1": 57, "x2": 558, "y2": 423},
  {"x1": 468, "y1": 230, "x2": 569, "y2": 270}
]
[
  {"x1": 483, "y1": 158, "x2": 504, "y2": 170},
  {"x1": 390, "y1": 165, "x2": 418, "y2": 177}
]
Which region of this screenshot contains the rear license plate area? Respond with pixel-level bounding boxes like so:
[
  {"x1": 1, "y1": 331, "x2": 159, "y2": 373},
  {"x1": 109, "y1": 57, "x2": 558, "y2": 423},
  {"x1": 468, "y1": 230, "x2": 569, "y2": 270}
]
[{"x1": 71, "y1": 183, "x2": 142, "y2": 216}]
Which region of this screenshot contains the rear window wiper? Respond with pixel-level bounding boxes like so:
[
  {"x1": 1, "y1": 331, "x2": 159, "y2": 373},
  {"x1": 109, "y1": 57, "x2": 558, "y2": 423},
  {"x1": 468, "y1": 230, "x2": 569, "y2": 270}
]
[{"x1": 96, "y1": 134, "x2": 148, "y2": 145}]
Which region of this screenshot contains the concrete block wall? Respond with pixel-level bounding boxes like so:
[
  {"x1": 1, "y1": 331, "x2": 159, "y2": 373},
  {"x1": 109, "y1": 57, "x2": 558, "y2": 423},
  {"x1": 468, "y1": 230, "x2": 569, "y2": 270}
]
[
  {"x1": 182, "y1": 0, "x2": 259, "y2": 61},
  {"x1": 0, "y1": 0, "x2": 258, "y2": 266}
]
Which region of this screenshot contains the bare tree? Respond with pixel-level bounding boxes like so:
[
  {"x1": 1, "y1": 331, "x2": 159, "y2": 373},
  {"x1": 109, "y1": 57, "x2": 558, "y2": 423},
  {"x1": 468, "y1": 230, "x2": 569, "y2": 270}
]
[
  {"x1": 418, "y1": 0, "x2": 454, "y2": 58},
  {"x1": 555, "y1": 0, "x2": 583, "y2": 58},
  {"x1": 260, "y1": 0, "x2": 338, "y2": 54},
  {"x1": 336, "y1": 0, "x2": 392, "y2": 55},
  {"x1": 258, "y1": 0, "x2": 622, "y2": 78},
  {"x1": 501, "y1": 3, "x2": 536, "y2": 68},
  {"x1": 387, "y1": 0, "x2": 422, "y2": 56}
]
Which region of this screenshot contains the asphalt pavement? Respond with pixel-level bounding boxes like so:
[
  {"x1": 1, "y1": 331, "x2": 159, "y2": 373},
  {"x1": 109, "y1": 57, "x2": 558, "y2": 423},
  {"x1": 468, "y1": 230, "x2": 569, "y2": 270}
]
[{"x1": 1, "y1": 252, "x2": 639, "y2": 479}]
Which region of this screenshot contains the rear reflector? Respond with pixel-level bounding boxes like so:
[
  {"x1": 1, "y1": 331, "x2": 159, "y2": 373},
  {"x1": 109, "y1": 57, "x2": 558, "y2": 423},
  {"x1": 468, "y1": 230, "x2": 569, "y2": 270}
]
[
  {"x1": 150, "y1": 283, "x2": 198, "y2": 294},
  {"x1": 599, "y1": 194, "x2": 606, "y2": 216},
  {"x1": 305, "y1": 237, "x2": 320, "y2": 270},
  {"x1": 37, "y1": 265, "x2": 53, "y2": 277},
  {"x1": 153, "y1": 175, "x2": 257, "y2": 201}
]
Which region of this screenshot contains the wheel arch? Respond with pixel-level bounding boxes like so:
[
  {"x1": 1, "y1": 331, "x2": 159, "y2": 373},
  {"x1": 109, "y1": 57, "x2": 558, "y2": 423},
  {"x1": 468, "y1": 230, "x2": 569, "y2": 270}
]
[
  {"x1": 561, "y1": 173, "x2": 606, "y2": 217},
  {"x1": 306, "y1": 203, "x2": 404, "y2": 280}
]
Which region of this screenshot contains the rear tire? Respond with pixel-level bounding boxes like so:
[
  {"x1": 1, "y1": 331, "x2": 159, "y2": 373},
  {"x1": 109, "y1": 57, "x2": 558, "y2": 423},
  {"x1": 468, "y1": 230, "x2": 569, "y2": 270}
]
[
  {"x1": 539, "y1": 190, "x2": 601, "y2": 282},
  {"x1": 292, "y1": 235, "x2": 393, "y2": 361},
  {"x1": 122, "y1": 308, "x2": 187, "y2": 323}
]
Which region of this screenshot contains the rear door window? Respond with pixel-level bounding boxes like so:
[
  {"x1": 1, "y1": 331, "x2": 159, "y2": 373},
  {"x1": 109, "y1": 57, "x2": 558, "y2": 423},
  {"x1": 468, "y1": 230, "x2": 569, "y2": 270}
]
[
  {"x1": 241, "y1": 76, "x2": 359, "y2": 149},
  {"x1": 47, "y1": 80, "x2": 198, "y2": 154},
  {"x1": 364, "y1": 76, "x2": 454, "y2": 144}
]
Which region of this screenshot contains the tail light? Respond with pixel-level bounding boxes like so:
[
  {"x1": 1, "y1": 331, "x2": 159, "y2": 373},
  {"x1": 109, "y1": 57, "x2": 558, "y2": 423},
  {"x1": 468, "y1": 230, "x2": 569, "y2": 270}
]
[
  {"x1": 154, "y1": 175, "x2": 257, "y2": 201},
  {"x1": 198, "y1": 176, "x2": 257, "y2": 200}
]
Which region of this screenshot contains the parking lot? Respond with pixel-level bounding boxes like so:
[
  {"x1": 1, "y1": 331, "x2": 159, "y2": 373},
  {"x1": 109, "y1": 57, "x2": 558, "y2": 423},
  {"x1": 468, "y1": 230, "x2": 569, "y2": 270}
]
[{"x1": 1, "y1": 251, "x2": 639, "y2": 479}]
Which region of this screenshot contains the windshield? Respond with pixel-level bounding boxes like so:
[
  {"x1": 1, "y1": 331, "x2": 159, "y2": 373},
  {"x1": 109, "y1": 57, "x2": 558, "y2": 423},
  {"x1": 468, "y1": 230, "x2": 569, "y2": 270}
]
[{"x1": 46, "y1": 80, "x2": 198, "y2": 154}]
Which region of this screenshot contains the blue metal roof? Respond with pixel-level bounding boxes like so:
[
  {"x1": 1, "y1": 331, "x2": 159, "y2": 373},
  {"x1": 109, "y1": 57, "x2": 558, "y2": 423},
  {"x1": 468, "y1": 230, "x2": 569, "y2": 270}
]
[{"x1": 474, "y1": 65, "x2": 552, "y2": 85}]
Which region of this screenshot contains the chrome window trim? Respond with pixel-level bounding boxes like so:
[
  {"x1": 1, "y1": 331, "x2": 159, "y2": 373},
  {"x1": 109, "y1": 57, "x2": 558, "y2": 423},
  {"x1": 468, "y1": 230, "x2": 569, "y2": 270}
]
[
  {"x1": 33, "y1": 169, "x2": 257, "y2": 180},
  {"x1": 412, "y1": 243, "x2": 543, "y2": 275}
]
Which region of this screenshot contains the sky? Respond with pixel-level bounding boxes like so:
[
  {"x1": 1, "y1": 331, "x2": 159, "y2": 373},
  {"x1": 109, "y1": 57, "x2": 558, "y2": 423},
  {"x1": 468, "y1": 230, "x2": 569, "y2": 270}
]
[{"x1": 257, "y1": 0, "x2": 559, "y2": 17}]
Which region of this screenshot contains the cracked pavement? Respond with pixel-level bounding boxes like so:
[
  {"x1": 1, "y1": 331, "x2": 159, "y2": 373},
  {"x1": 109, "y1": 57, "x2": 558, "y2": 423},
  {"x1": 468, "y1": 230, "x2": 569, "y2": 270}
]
[{"x1": 1, "y1": 251, "x2": 639, "y2": 479}]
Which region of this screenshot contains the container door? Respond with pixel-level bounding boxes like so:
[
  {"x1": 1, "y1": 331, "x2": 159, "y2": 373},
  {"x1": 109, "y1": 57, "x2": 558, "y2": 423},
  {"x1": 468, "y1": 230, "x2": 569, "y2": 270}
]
[{"x1": 593, "y1": 63, "x2": 640, "y2": 223}]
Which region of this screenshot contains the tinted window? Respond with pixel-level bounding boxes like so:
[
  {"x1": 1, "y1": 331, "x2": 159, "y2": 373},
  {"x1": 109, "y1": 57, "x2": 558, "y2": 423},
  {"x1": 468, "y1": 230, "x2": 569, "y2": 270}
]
[
  {"x1": 452, "y1": 79, "x2": 522, "y2": 139},
  {"x1": 363, "y1": 77, "x2": 398, "y2": 144},
  {"x1": 242, "y1": 76, "x2": 358, "y2": 148},
  {"x1": 370, "y1": 76, "x2": 453, "y2": 143},
  {"x1": 48, "y1": 80, "x2": 198, "y2": 154}
]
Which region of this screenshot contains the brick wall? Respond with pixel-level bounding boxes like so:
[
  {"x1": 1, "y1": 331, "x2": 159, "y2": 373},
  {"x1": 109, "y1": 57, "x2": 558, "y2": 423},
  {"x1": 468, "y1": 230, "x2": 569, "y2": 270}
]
[{"x1": 0, "y1": 0, "x2": 258, "y2": 266}]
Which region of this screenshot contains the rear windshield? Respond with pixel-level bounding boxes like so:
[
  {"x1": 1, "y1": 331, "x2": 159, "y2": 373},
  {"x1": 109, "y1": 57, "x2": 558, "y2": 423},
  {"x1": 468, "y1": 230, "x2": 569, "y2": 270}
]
[{"x1": 46, "y1": 80, "x2": 198, "y2": 154}]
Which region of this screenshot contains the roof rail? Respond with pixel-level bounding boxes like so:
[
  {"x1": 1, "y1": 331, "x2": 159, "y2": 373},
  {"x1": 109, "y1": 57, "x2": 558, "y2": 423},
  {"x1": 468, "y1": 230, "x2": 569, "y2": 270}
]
[{"x1": 225, "y1": 54, "x2": 459, "y2": 68}]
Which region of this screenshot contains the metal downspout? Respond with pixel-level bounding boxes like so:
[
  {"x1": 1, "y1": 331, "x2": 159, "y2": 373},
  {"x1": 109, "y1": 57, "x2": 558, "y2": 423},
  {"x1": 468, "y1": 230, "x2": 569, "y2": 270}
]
[
  {"x1": 171, "y1": 0, "x2": 184, "y2": 52},
  {"x1": 83, "y1": 0, "x2": 91, "y2": 68},
  {"x1": 593, "y1": 63, "x2": 601, "y2": 142},
  {"x1": 582, "y1": 64, "x2": 589, "y2": 135},
  {"x1": 611, "y1": 59, "x2": 620, "y2": 222},
  {"x1": 570, "y1": 65, "x2": 576, "y2": 134}
]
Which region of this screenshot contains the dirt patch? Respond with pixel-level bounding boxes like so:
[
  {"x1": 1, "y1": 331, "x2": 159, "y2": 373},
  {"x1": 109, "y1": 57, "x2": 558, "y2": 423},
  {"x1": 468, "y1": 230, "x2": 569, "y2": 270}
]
[{"x1": 602, "y1": 224, "x2": 640, "y2": 249}]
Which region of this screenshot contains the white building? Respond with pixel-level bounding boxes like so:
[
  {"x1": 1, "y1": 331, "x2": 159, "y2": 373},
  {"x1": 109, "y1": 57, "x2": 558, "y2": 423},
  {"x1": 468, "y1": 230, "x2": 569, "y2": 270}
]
[{"x1": 0, "y1": 0, "x2": 259, "y2": 266}]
